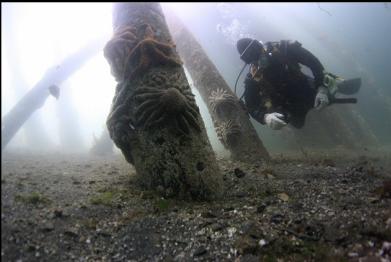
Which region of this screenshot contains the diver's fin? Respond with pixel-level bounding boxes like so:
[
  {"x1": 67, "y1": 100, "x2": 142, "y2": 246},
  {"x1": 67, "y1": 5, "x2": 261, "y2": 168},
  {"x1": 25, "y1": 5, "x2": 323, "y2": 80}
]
[
  {"x1": 337, "y1": 78, "x2": 361, "y2": 95},
  {"x1": 329, "y1": 97, "x2": 357, "y2": 104}
]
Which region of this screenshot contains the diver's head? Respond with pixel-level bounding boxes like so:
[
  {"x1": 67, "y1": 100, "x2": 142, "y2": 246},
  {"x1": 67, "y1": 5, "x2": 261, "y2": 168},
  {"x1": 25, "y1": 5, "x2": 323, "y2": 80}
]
[{"x1": 237, "y1": 38, "x2": 264, "y2": 64}]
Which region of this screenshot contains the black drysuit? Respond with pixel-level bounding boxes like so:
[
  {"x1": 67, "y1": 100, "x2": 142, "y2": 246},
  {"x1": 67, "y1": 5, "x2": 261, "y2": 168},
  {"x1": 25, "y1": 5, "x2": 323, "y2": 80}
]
[{"x1": 243, "y1": 40, "x2": 325, "y2": 128}]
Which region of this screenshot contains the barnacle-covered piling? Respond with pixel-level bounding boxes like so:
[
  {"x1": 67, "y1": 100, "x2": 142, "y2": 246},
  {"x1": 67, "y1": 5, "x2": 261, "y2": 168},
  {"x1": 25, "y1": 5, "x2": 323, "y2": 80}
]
[{"x1": 104, "y1": 3, "x2": 222, "y2": 200}]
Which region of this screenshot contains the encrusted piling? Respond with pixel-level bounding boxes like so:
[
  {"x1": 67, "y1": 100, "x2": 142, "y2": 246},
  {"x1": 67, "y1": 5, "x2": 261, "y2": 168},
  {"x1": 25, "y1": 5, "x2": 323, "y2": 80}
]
[{"x1": 104, "y1": 3, "x2": 222, "y2": 200}]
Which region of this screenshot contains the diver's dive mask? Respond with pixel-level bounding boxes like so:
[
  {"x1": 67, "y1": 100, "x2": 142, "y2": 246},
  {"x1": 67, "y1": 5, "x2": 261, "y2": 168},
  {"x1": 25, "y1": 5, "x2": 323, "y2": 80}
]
[
  {"x1": 252, "y1": 52, "x2": 269, "y2": 74},
  {"x1": 239, "y1": 39, "x2": 263, "y2": 64}
]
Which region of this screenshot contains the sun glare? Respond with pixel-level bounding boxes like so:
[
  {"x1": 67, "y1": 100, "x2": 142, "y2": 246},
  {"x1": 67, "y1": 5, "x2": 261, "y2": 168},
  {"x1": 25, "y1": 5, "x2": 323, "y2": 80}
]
[{"x1": 2, "y1": 3, "x2": 116, "y2": 147}]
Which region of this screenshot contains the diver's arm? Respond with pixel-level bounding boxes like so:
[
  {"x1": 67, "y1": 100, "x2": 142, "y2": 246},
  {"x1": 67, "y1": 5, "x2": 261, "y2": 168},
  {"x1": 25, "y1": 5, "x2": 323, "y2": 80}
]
[
  {"x1": 288, "y1": 41, "x2": 325, "y2": 88},
  {"x1": 249, "y1": 108, "x2": 267, "y2": 125},
  {"x1": 243, "y1": 75, "x2": 288, "y2": 129},
  {"x1": 243, "y1": 75, "x2": 267, "y2": 124}
]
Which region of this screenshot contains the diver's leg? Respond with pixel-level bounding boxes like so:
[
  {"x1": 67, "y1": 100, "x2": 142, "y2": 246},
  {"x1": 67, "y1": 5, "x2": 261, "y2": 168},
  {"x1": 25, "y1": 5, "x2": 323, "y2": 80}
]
[
  {"x1": 289, "y1": 114, "x2": 306, "y2": 129},
  {"x1": 287, "y1": 106, "x2": 311, "y2": 129}
]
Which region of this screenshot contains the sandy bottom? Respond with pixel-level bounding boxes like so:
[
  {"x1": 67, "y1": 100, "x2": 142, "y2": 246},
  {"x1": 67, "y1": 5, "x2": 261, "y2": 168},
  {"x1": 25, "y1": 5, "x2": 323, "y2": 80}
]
[{"x1": 1, "y1": 150, "x2": 391, "y2": 261}]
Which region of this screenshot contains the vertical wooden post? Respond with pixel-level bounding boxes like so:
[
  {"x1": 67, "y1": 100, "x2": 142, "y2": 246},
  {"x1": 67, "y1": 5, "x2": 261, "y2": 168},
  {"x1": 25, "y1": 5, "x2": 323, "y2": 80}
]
[{"x1": 104, "y1": 3, "x2": 222, "y2": 200}]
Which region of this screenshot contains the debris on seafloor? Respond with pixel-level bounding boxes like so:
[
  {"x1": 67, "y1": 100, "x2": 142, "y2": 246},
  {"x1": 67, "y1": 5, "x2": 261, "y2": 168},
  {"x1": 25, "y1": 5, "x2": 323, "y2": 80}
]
[
  {"x1": 320, "y1": 158, "x2": 336, "y2": 167},
  {"x1": 234, "y1": 168, "x2": 246, "y2": 178},
  {"x1": 277, "y1": 192, "x2": 290, "y2": 202},
  {"x1": 373, "y1": 179, "x2": 391, "y2": 199},
  {"x1": 261, "y1": 168, "x2": 276, "y2": 179}
]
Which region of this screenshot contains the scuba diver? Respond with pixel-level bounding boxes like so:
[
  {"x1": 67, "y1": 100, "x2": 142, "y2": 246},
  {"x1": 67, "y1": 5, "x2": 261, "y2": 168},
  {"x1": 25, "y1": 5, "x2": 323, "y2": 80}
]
[{"x1": 235, "y1": 38, "x2": 361, "y2": 130}]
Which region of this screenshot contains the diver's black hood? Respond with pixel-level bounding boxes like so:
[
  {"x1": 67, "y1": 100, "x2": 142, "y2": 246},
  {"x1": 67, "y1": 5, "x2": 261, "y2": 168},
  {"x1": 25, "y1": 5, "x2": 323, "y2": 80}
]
[{"x1": 236, "y1": 38, "x2": 264, "y2": 64}]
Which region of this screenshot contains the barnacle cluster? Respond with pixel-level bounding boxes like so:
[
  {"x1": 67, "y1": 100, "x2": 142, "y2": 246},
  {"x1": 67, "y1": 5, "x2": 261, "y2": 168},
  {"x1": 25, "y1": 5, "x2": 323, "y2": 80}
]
[
  {"x1": 133, "y1": 71, "x2": 201, "y2": 135},
  {"x1": 208, "y1": 88, "x2": 243, "y2": 146},
  {"x1": 104, "y1": 23, "x2": 181, "y2": 82},
  {"x1": 105, "y1": 82, "x2": 137, "y2": 163},
  {"x1": 215, "y1": 120, "x2": 242, "y2": 147},
  {"x1": 209, "y1": 88, "x2": 238, "y2": 120}
]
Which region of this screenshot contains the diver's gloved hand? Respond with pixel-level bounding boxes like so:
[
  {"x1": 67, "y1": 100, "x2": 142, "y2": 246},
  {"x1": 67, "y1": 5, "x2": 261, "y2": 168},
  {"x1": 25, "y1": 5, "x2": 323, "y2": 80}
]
[
  {"x1": 314, "y1": 86, "x2": 329, "y2": 110},
  {"x1": 264, "y1": 112, "x2": 287, "y2": 130}
]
